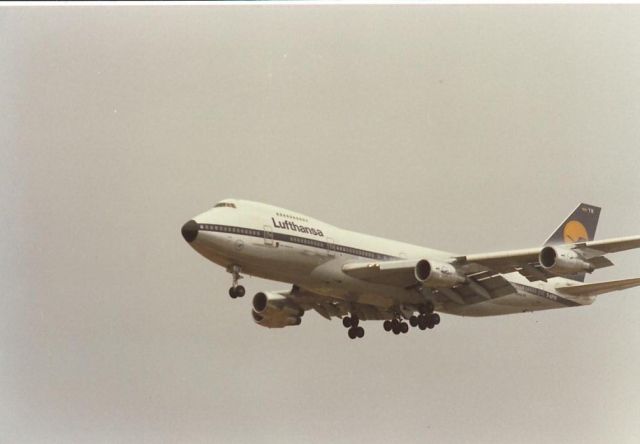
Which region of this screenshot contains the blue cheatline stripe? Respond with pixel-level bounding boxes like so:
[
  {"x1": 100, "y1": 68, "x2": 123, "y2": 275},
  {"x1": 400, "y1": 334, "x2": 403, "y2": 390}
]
[{"x1": 197, "y1": 223, "x2": 396, "y2": 261}]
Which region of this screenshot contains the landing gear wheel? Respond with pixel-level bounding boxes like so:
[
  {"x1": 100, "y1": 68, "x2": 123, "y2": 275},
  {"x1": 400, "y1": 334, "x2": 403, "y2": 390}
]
[
  {"x1": 400, "y1": 322, "x2": 409, "y2": 334},
  {"x1": 344, "y1": 314, "x2": 365, "y2": 339},
  {"x1": 228, "y1": 285, "x2": 245, "y2": 298},
  {"x1": 383, "y1": 320, "x2": 392, "y2": 331},
  {"x1": 430, "y1": 313, "x2": 440, "y2": 325},
  {"x1": 418, "y1": 315, "x2": 428, "y2": 330},
  {"x1": 409, "y1": 316, "x2": 418, "y2": 327},
  {"x1": 392, "y1": 322, "x2": 401, "y2": 335},
  {"x1": 227, "y1": 264, "x2": 244, "y2": 299}
]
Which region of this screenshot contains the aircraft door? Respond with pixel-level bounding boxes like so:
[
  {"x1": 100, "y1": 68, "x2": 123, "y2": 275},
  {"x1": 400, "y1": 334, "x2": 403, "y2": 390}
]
[
  {"x1": 326, "y1": 238, "x2": 335, "y2": 257},
  {"x1": 263, "y1": 226, "x2": 274, "y2": 246}
]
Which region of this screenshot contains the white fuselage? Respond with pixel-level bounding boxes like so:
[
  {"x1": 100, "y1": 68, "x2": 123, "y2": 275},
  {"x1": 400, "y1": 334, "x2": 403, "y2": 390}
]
[{"x1": 185, "y1": 199, "x2": 592, "y2": 316}]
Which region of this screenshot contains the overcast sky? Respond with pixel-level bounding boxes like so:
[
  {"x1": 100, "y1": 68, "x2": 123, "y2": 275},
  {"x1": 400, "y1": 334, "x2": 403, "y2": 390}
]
[{"x1": 2, "y1": 4, "x2": 640, "y2": 443}]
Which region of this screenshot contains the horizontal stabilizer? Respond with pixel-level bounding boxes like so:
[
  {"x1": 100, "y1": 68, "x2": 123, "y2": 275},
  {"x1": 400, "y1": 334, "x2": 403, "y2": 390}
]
[{"x1": 556, "y1": 277, "x2": 640, "y2": 297}]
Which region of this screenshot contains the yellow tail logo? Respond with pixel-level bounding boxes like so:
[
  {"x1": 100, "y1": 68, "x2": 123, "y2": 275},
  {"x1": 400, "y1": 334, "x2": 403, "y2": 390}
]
[{"x1": 563, "y1": 220, "x2": 588, "y2": 243}]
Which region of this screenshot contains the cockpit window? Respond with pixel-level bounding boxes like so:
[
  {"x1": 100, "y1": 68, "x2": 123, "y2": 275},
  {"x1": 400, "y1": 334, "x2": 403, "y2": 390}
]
[{"x1": 214, "y1": 202, "x2": 236, "y2": 209}]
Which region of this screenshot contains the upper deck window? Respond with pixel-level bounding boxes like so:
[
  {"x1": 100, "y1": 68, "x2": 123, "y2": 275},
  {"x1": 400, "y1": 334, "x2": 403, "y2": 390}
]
[
  {"x1": 275, "y1": 211, "x2": 308, "y2": 223},
  {"x1": 214, "y1": 202, "x2": 236, "y2": 209}
]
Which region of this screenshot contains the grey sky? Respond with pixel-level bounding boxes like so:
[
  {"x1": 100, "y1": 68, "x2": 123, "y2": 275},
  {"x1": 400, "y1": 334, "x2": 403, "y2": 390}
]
[{"x1": 2, "y1": 4, "x2": 640, "y2": 443}]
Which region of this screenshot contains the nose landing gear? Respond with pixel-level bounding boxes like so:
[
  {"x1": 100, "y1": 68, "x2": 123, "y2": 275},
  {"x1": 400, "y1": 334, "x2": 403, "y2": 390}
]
[{"x1": 227, "y1": 264, "x2": 245, "y2": 299}]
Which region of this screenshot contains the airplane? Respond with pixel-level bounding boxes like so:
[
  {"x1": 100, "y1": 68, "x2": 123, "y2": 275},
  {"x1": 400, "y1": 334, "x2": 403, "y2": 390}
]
[{"x1": 181, "y1": 200, "x2": 640, "y2": 339}]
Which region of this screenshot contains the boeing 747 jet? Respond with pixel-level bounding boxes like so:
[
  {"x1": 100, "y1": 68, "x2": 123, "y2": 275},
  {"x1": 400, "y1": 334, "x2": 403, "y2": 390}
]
[{"x1": 181, "y1": 200, "x2": 640, "y2": 339}]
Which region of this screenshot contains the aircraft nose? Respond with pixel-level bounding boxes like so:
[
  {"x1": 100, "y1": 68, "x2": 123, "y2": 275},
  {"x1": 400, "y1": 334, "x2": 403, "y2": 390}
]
[{"x1": 181, "y1": 220, "x2": 199, "y2": 243}]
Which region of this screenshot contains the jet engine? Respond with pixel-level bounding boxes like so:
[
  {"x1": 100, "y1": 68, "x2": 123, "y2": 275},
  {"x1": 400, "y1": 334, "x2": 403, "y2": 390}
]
[
  {"x1": 251, "y1": 291, "x2": 303, "y2": 328},
  {"x1": 539, "y1": 246, "x2": 593, "y2": 275},
  {"x1": 416, "y1": 259, "x2": 467, "y2": 288}
]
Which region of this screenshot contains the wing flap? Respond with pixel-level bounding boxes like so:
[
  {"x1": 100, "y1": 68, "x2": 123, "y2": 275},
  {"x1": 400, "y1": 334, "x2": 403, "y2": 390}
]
[{"x1": 585, "y1": 255, "x2": 614, "y2": 269}]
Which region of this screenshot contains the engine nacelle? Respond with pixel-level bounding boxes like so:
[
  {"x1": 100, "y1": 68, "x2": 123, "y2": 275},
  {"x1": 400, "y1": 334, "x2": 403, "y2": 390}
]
[
  {"x1": 539, "y1": 246, "x2": 593, "y2": 275},
  {"x1": 415, "y1": 259, "x2": 467, "y2": 288},
  {"x1": 251, "y1": 291, "x2": 303, "y2": 328}
]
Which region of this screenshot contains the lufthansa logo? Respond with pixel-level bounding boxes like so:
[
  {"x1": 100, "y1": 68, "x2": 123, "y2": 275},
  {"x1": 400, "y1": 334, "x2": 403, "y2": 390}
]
[{"x1": 563, "y1": 220, "x2": 588, "y2": 243}]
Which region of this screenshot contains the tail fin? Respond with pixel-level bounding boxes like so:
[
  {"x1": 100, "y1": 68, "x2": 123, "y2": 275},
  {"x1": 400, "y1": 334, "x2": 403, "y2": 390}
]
[
  {"x1": 545, "y1": 203, "x2": 601, "y2": 246},
  {"x1": 544, "y1": 203, "x2": 601, "y2": 283}
]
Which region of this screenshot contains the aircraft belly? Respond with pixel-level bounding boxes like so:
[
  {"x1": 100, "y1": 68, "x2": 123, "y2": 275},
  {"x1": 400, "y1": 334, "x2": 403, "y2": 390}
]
[
  {"x1": 439, "y1": 291, "x2": 567, "y2": 317},
  {"x1": 304, "y1": 258, "x2": 426, "y2": 308}
]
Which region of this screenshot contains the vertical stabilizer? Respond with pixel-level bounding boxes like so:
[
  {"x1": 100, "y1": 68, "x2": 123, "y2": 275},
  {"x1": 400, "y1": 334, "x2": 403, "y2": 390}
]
[
  {"x1": 544, "y1": 203, "x2": 601, "y2": 282},
  {"x1": 545, "y1": 203, "x2": 601, "y2": 246}
]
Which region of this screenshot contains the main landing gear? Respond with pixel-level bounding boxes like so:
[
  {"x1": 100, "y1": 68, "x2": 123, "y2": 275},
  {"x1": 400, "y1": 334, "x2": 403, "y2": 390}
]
[
  {"x1": 342, "y1": 314, "x2": 365, "y2": 339},
  {"x1": 227, "y1": 264, "x2": 245, "y2": 299},
  {"x1": 383, "y1": 303, "x2": 440, "y2": 335},
  {"x1": 409, "y1": 312, "x2": 440, "y2": 330},
  {"x1": 383, "y1": 317, "x2": 410, "y2": 335}
]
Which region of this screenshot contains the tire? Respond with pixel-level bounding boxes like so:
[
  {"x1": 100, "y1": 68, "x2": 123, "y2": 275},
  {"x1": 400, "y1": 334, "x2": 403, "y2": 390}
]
[
  {"x1": 228, "y1": 288, "x2": 237, "y2": 299},
  {"x1": 400, "y1": 322, "x2": 409, "y2": 334},
  {"x1": 409, "y1": 316, "x2": 418, "y2": 327},
  {"x1": 383, "y1": 320, "x2": 392, "y2": 331},
  {"x1": 418, "y1": 317, "x2": 428, "y2": 330},
  {"x1": 356, "y1": 327, "x2": 365, "y2": 338},
  {"x1": 392, "y1": 324, "x2": 401, "y2": 335},
  {"x1": 351, "y1": 316, "x2": 359, "y2": 327},
  {"x1": 431, "y1": 313, "x2": 440, "y2": 325},
  {"x1": 235, "y1": 286, "x2": 245, "y2": 297},
  {"x1": 342, "y1": 317, "x2": 352, "y2": 328},
  {"x1": 348, "y1": 328, "x2": 357, "y2": 339}
]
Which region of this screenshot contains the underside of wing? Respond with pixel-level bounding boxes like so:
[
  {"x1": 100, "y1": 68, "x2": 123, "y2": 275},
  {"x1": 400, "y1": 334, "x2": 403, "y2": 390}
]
[
  {"x1": 556, "y1": 277, "x2": 640, "y2": 297},
  {"x1": 341, "y1": 259, "x2": 424, "y2": 288}
]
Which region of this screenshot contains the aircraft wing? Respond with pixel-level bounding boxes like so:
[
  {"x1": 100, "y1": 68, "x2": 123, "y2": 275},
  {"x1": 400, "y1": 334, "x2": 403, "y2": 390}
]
[
  {"x1": 457, "y1": 235, "x2": 640, "y2": 282},
  {"x1": 342, "y1": 259, "x2": 423, "y2": 287},
  {"x1": 337, "y1": 235, "x2": 640, "y2": 304},
  {"x1": 570, "y1": 235, "x2": 640, "y2": 257},
  {"x1": 556, "y1": 277, "x2": 640, "y2": 297},
  {"x1": 342, "y1": 259, "x2": 515, "y2": 304}
]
